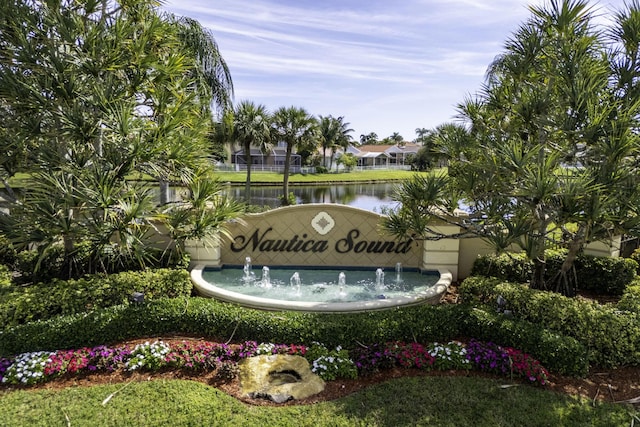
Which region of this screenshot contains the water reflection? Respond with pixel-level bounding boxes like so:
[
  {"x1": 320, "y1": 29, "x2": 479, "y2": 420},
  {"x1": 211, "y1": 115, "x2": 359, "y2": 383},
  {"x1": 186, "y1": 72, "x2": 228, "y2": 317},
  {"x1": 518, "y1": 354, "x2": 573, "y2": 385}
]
[{"x1": 225, "y1": 183, "x2": 400, "y2": 213}]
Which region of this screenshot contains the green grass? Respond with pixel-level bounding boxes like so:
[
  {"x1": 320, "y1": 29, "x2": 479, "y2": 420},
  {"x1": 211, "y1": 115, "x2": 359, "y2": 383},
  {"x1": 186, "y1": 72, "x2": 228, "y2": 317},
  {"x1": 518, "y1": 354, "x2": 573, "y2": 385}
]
[
  {"x1": 0, "y1": 377, "x2": 635, "y2": 426},
  {"x1": 214, "y1": 169, "x2": 430, "y2": 184},
  {"x1": 8, "y1": 169, "x2": 431, "y2": 189}
]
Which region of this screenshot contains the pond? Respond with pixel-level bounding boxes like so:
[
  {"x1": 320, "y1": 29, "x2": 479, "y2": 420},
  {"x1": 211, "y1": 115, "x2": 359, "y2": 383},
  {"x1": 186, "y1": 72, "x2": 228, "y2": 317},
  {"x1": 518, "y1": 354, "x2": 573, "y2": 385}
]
[{"x1": 224, "y1": 182, "x2": 400, "y2": 212}]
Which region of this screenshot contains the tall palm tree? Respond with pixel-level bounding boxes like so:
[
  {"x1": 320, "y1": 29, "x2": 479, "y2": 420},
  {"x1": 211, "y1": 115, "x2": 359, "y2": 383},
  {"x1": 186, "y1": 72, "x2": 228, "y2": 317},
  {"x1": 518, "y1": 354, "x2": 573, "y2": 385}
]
[
  {"x1": 330, "y1": 116, "x2": 354, "y2": 170},
  {"x1": 359, "y1": 132, "x2": 378, "y2": 145},
  {"x1": 318, "y1": 115, "x2": 353, "y2": 169},
  {"x1": 230, "y1": 101, "x2": 272, "y2": 202},
  {"x1": 391, "y1": 132, "x2": 404, "y2": 145},
  {"x1": 166, "y1": 15, "x2": 234, "y2": 115},
  {"x1": 272, "y1": 106, "x2": 318, "y2": 205},
  {"x1": 157, "y1": 15, "x2": 234, "y2": 204}
]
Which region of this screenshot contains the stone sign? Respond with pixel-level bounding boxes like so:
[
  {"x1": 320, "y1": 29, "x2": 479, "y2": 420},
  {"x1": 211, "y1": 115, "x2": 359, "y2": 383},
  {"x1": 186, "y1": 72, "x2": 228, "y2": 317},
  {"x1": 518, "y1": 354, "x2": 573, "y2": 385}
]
[{"x1": 221, "y1": 204, "x2": 422, "y2": 269}]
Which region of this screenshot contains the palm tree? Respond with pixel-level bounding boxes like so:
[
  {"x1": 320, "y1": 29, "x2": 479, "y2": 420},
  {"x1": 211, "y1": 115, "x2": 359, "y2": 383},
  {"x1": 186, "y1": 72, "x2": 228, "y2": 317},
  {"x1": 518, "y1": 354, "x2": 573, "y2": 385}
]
[
  {"x1": 272, "y1": 106, "x2": 318, "y2": 205},
  {"x1": 359, "y1": 132, "x2": 378, "y2": 145},
  {"x1": 391, "y1": 132, "x2": 404, "y2": 145},
  {"x1": 166, "y1": 15, "x2": 234, "y2": 115},
  {"x1": 156, "y1": 15, "x2": 234, "y2": 205},
  {"x1": 318, "y1": 115, "x2": 353, "y2": 169},
  {"x1": 230, "y1": 101, "x2": 272, "y2": 202}
]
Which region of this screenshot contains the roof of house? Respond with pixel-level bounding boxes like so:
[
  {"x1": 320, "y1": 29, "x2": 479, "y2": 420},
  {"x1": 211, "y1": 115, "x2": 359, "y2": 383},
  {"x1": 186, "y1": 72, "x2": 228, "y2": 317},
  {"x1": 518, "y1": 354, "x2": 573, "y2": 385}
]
[
  {"x1": 350, "y1": 143, "x2": 420, "y2": 157},
  {"x1": 356, "y1": 144, "x2": 394, "y2": 153}
]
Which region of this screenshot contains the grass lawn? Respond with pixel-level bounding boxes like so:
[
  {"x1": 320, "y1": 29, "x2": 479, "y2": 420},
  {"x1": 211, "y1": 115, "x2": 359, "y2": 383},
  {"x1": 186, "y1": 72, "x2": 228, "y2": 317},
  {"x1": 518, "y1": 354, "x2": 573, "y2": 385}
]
[
  {"x1": 7, "y1": 169, "x2": 431, "y2": 189},
  {"x1": 214, "y1": 169, "x2": 430, "y2": 185},
  {"x1": 0, "y1": 376, "x2": 634, "y2": 426}
]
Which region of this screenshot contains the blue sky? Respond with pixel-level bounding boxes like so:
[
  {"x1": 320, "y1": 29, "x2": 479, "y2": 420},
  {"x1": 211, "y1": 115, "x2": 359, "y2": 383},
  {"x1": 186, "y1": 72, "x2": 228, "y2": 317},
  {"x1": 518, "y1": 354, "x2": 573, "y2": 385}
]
[{"x1": 161, "y1": 0, "x2": 628, "y2": 142}]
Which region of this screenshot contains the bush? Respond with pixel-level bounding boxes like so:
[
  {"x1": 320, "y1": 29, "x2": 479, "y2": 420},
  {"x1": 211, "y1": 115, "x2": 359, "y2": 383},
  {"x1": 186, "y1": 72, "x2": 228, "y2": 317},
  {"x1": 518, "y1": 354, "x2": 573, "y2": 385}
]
[
  {"x1": 315, "y1": 166, "x2": 328, "y2": 174},
  {"x1": 574, "y1": 255, "x2": 637, "y2": 295},
  {"x1": 0, "y1": 268, "x2": 192, "y2": 328},
  {"x1": 14, "y1": 246, "x2": 66, "y2": 284},
  {"x1": 616, "y1": 280, "x2": 640, "y2": 314},
  {"x1": 460, "y1": 276, "x2": 640, "y2": 368},
  {"x1": 0, "y1": 234, "x2": 16, "y2": 268},
  {"x1": 0, "y1": 297, "x2": 587, "y2": 376},
  {"x1": 461, "y1": 307, "x2": 588, "y2": 376},
  {"x1": 471, "y1": 252, "x2": 532, "y2": 284},
  {"x1": 471, "y1": 251, "x2": 637, "y2": 295}
]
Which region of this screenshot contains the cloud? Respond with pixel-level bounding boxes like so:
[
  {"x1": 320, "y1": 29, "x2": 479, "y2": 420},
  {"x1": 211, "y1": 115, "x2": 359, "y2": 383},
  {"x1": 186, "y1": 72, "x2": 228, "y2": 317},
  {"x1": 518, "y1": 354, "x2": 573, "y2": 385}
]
[{"x1": 162, "y1": 0, "x2": 630, "y2": 138}]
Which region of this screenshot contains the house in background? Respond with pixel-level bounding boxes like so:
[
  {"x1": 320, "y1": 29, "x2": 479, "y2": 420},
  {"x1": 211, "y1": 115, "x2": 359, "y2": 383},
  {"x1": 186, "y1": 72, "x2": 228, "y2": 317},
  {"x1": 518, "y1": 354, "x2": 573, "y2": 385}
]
[
  {"x1": 230, "y1": 141, "x2": 302, "y2": 172},
  {"x1": 346, "y1": 143, "x2": 420, "y2": 169},
  {"x1": 227, "y1": 141, "x2": 420, "y2": 172}
]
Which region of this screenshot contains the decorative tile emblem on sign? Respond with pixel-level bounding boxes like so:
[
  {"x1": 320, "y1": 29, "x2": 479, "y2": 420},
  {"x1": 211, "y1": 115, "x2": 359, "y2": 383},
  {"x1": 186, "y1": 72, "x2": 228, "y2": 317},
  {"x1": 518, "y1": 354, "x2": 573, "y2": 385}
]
[{"x1": 311, "y1": 211, "x2": 335, "y2": 235}]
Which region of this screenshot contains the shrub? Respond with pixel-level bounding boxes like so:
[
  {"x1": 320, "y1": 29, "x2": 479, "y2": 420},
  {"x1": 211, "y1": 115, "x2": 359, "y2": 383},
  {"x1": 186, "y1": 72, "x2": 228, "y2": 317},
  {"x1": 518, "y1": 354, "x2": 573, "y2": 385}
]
[
  {"x1": 0, "y1": 297, "x2": 587, "y2": 376},
  {"x1": 460, "y1": 276, "x2": 640, "y2": 368},
  {"x1": 14, "y1": 246, "x2": 66, "y2": 284},
  {"x1": 0, "y1": 268, "x2": 192, "y2": 328},
  {"x1": 573, "y1": 255, "x2": 637, "y2": 295},
  {"x1": 471, "y1": 252, "x2": 532, "y2": 284},
  {"x1": 471, "y1": 251, "x2": 637, "y2": 295},
  {"x1": 461, "y1": 306, "x2": 589, "y2": 376},
  {"x1": 0, "y1": 235, "x2": 16, "y2": 268},
  {"x1": 0, "y1": 265, "x2": 11, "y2": 290},
  {"x1": 617, "y1": 281, "x2": 640, "y2": 314}
]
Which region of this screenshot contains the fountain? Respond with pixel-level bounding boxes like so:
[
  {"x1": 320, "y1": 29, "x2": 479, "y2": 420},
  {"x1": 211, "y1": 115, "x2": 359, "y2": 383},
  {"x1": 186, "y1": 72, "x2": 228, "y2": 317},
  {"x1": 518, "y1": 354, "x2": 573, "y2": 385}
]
[
  {"x1": 290, "y1": 272, "x2": 301, "y2": 296},
  {"x1": 260, "y1": 266, "x2": 272, "y2": 289},
  {"x1": 375, "y1": 268, "x2": 385, "y2": 293},
  {"x1": 395, "y1": 262, "x2": 403, "y2": 284},
  {"x1": 338, "y1": 272, "x2": 347, "y2": 299},
  {"x1": 191, "y1": 264, "x2": 452, "y2": 313},
  {"x1": 243, "y1": 257, "x2": 256, "y2": 283}
]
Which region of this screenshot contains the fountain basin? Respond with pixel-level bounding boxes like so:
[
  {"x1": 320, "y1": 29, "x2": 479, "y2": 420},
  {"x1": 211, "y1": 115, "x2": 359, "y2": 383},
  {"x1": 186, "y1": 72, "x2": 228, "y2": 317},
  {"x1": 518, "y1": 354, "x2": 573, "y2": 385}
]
[{"x1": 190, "y1": 265, "x2": 452, "y2": 313}]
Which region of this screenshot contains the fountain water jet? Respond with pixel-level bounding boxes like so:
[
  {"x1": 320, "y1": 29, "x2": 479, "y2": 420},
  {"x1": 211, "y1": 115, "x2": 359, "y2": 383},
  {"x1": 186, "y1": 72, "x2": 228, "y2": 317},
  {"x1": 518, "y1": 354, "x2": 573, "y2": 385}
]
[
  {"x1": 243, "y1": 257, "x2": 256, "y2": 283},
  {"x1": 261, "y1": 266, "x2": 272, "y2": 288},
  {"x1": 338, "y1": 272, "x2": 347, "y2": 298},
  {"x1": 375, "y1": 268, "x2": 385, "y2": 293},
  {"x1": 395, "y1": 262, "x2": 403, "y2": 284},
  {"x1": 290, "y1": 272, "x2": 301, "y2": 296}
]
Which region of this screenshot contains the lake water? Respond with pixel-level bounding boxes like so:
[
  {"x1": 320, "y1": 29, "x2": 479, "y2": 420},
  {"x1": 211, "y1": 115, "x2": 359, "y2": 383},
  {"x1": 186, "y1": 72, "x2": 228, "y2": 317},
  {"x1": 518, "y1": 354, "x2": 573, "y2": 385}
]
[{"x1": 225, "y1": 182, "x2": 401, "y2": 213}]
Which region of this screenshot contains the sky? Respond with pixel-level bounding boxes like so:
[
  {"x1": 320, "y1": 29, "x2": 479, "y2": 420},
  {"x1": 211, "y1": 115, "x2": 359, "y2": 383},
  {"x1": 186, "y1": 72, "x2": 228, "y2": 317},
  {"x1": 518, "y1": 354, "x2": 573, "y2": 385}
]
[{"x1": 160, "y1": 0, "x2": 629, "y2": 142}]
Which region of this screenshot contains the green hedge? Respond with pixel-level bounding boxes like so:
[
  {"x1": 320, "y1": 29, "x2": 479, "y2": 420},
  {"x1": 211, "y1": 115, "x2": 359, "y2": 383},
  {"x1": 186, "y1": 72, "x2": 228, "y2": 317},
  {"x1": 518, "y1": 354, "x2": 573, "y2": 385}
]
[
  {"x1": 459, "y1": 276, "x2": 640, "y2": 368},
  {"x1": 471, "y1": 251, "x2": 637, "y2": 295},
  {"x1": 0, "y1": 296, "x2": 588, "y2": 376},
  {"x1": 461, "y1": 308, "x2": 589, "y2": 377},
  {"x1": 617, "y1": 281, "x2": 640, "y2": 314},
  {"x1": 574, "y1": 255, "x2": 638, "y2": 294},
  {"x1": 0, "y1": 268, "x2": 192, "y2": 328}
]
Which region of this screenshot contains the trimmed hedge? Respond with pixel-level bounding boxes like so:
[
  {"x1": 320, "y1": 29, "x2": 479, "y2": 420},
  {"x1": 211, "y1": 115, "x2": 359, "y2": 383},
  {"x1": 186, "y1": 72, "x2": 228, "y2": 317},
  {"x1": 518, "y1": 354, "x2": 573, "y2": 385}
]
[
  {"x1": 471, "y1": 251, "x2": 637, "y2": 295},
  {"x1": 460, "y1": 276, "x2": 640, "y2": 368},
  {"x1": 0, "y1": 268, "x2": 192, "y2": 328},
  {"x1": 617, "y1": 281, "x2": 640, "y2": 314},
  {"x1": 461, "y1": 308, "x2": 589, "y2": 377},
  {"x1": 0, "y1": 296, "x2": 588, "y2": 377}
]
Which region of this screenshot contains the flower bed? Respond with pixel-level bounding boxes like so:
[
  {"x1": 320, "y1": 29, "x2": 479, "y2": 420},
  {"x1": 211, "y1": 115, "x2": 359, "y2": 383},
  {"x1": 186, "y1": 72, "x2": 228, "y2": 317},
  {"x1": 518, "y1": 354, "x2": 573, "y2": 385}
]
[{"x1": 0, "y1": 339, "x2": 549, "y2": 387}]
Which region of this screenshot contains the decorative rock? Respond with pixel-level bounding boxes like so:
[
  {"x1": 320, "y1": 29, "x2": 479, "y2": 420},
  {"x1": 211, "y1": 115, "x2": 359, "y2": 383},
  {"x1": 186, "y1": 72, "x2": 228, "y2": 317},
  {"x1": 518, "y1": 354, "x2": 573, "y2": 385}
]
[{"x1": 238, "y1": 354, "x2": 325, "y2": 403}]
